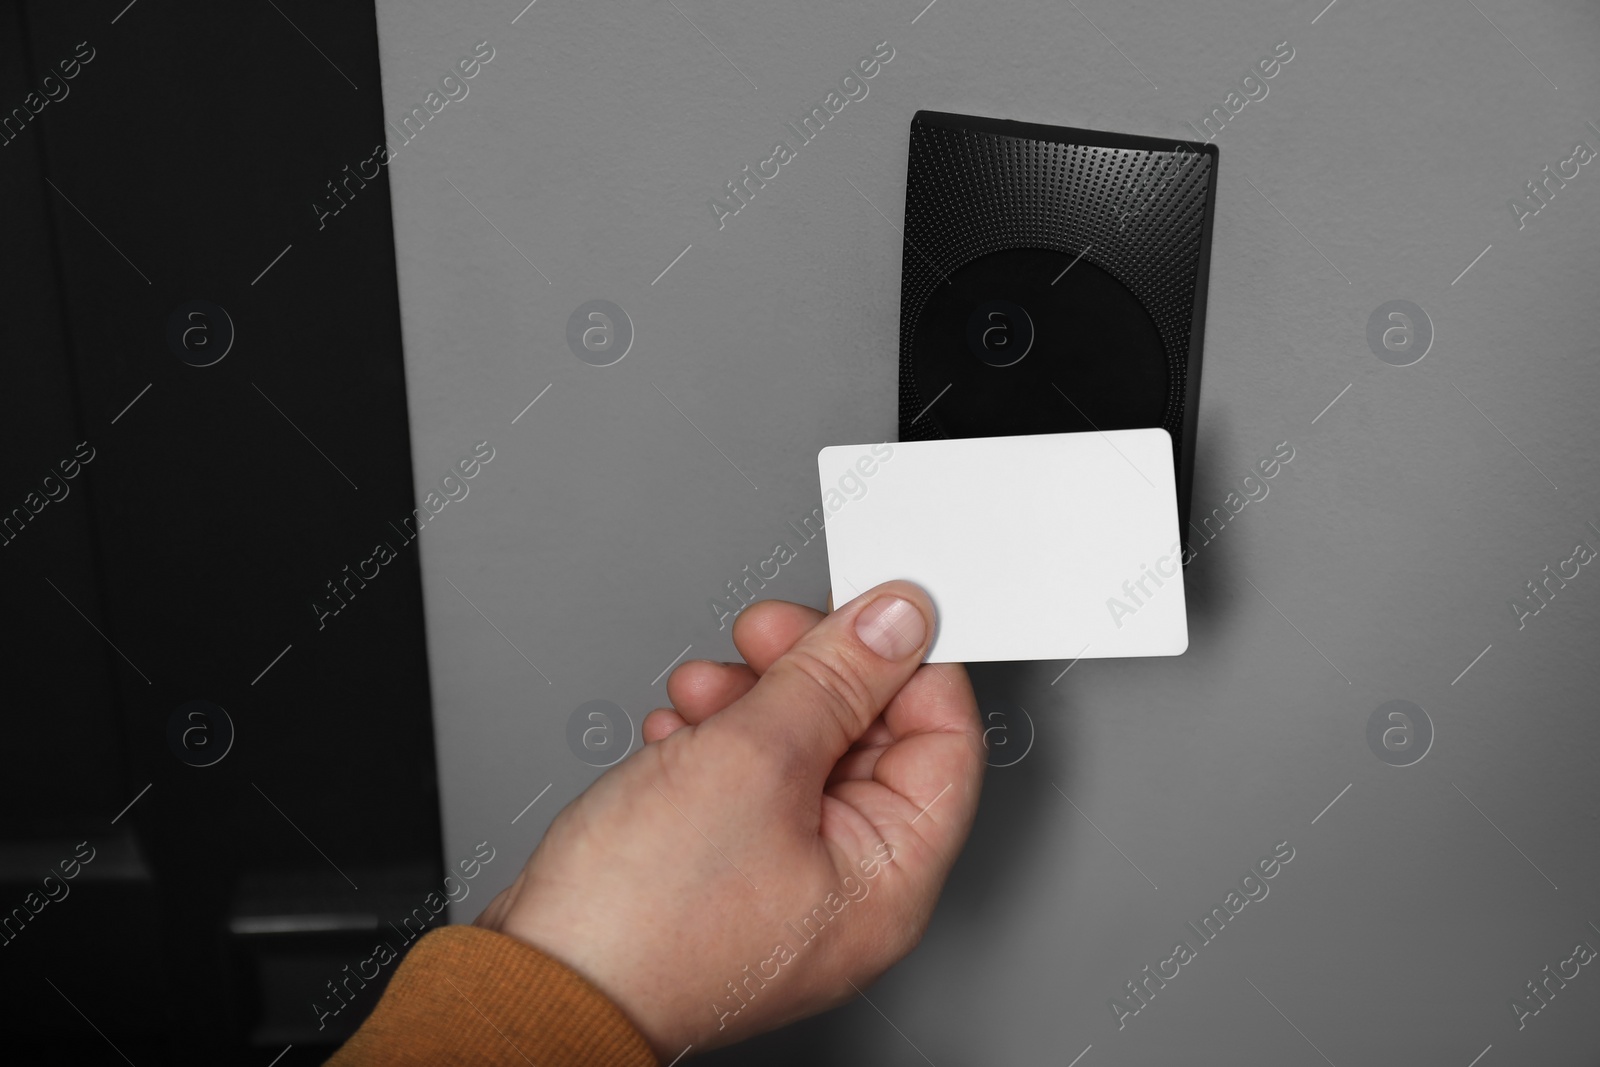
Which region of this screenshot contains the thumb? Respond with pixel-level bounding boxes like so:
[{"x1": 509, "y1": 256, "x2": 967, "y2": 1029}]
[{"x1": 713, "y1": 580, "x2": 935, "y2": 776}]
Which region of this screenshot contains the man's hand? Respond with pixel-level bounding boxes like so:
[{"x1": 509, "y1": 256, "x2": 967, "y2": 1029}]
[{"x1": 475, "y1": 581, "x2": 985, "y2": 1060}]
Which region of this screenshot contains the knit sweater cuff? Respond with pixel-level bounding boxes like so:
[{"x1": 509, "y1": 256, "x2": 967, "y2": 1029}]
[{"x1": 326, "y1": 925, "x2": 659, "y2": 1067}]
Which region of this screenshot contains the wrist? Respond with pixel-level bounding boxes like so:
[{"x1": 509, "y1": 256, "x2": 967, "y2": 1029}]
[{"x1": 493, "y1": 903, "x2": 681, "y2": 1061}]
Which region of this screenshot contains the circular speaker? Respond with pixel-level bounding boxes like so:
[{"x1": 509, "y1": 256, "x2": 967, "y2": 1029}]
[{"x1": 909, "y1": 246, "x2": 1169, "y2": 439}]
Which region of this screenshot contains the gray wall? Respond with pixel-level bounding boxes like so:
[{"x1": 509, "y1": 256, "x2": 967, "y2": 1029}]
[{"x1": 373, "y1": 0, "x2": 1600, "y2": 1062}]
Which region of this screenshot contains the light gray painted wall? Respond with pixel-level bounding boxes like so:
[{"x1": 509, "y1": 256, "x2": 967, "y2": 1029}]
[{"x1": 373, "y1": 1, "x2": 1600, "y2": 1061}]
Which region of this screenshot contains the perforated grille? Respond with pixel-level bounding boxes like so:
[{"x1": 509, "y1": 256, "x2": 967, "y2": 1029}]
[{"x1": 897, "y1": 113, "x2": 1215, "y2": 443}]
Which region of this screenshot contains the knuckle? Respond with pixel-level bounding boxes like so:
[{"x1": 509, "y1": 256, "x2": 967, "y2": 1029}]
[
  {"x1": 891, "y1": 914, "x2": 927, "y2": 959},
  {"x1": 775, "y1": 647, "x2": 876, "y2": 740}
]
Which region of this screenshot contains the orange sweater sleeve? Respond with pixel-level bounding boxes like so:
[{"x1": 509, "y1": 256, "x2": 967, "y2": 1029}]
[{"x1": 326, "y1": 925, "x2": 660, "y2": 1067}]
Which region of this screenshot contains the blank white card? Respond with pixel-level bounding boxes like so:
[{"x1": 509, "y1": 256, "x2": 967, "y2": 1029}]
[{"x1": 817, "y1": 429, "x2": 1188, "y2": 663}]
